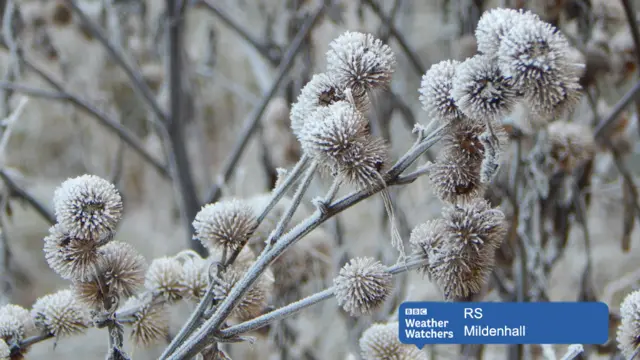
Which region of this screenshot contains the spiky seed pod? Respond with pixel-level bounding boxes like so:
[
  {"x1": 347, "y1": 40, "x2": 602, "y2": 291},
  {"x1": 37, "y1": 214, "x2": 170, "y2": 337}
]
[
  {"x1": 123, "y1": 297, "x2": 169, "y2": 347},
  {"x1": 99, "y1": 242, "x2": 147, "y2": 298},
  {"x1": 333, "y1": 257, "x2": 393, "y2": 316},
  {"x1": 475, "y1": 8, "x2": 540, "y2": 56},
  {"x1": 31, "y1": 289, "x2": 89, "y2": 337},
  {"x1": 145, "y1": 257, "x2": 185, "y2": 302},
  {"x1": 426, "y1": 155, "x2": 485, "y2": 204},
  {"x1": 0, "y1": 305, "x2": 33, "y2": 343},
  {"x1": 73, "y1": 278, "x2": 110, "y2": 310},
  {"x1": 617, "y1": 290, "x2": 640, "y2": 358},
  {"x1": 326, "y1": 31, "x2": 396, "y2": 93},
  {"x1": 193, "y1": 199, "x2": 257, "y2": 254},
  {"x1": 428, "y1": 246, "x2": 495, "y2": 301},
  {"x1": 527, "y1": 72, "x2": 582, "y2": 122},
  {"x1": 299, "y1": 101, "x2": 387, "y2": 189},
  {"x1": 441, "y1": 198, "x2": 506, "y2": 251},
  {"x1": 53, "y1": 174, "x2": 123, "y2": 240},
  {"x1": 180, "y1": 255, "x2": 209, "y2": 300},
  {"x1": 359, "y1": 322, "x2": 428, "y2": 360},
  {"x1": 290, "y1": 73, "x2": 348, "y2": 137},
  {"x1": 213, "y1": 266, "x2": 273, "y2": 322},
  {"x1": 497, "y1": 17, "x2": 571, "y2": 91},
  {"x1": 441, "y1": 118, "x2": 508, "y2": 164},
  {"x1": 452, "y1": 54, "x2": 517, "y2": 121},
  {"x1": 546, "y1": 121, "x2": 596, "y2": 173},
  {"x1": 409, "y1": 219, "x2": 445, "y2": 273},
  {"x1": 418, "y1": 59, "x2": 464, "y2": 123},
  {"x1": 0, "y1": 339, "x2": 8, "y2": 360},
  {"x1": 43, "y1": 223, "x2": 100, "y2": 281}
]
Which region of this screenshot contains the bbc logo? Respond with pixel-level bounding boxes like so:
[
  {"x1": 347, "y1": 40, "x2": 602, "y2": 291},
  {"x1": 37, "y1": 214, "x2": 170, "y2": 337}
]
[{"x1": 405, "y1": 308, "x2": 427, "y2": 315}]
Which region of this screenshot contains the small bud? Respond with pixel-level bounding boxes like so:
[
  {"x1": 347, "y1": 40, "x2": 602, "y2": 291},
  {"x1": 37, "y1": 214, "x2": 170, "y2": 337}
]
[
  {"x1": 0, "y1": 304, "x2": 33, "y2": 344},
  {"x1": 359, "y1": 322, "x2": 428, "y2": 360},
  {"x1": 193, "y1": 199, "x2": 258, "y2": 254},
  {"x1": 419, "y1": 59, "x2": 464, "y2": 123},
  {"x1": 43, "y1": 224, "x2": 100, "y2": 281},
  {"x1": 326, "y1": 31, "x2": 396, "y2": 92},
  {"x1": 31, "y1": 289, "x2": 89, "y2": 337},
  {"x1": 145, "y1": 257, "x2": 185, "y2": 302},
  {"x1": 53, "y1": 174, "x2": 123, "y2": 240},
  {"x1": 452, "y1": 54, "x2": 517, "y2": 121},
  {"x1": 333, "y1": 257, "x2": 393, "y2": 316},
  {"x1": 617, "y1": 289, "x2": 640, "y2": 358}
]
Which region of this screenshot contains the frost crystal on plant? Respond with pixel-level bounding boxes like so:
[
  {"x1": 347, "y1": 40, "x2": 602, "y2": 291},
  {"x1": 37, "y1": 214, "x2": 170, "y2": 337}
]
[
  {"x1": 145, "y1": 257, "x2": 186, "y2": 302},
  {"x1": 0, "y1": 304, "x2": 33, "y2": 343},
  {"x1": 617, "y1": 290, "x2": 640, "y2": 358},
  {"x1": 31, "y1": 289, "x2": 89, "y2": 337},
  {"x1": 43, "y1": 223, "x2": 100, "y2": 281},
  {"x1": 426, "y1": 155, "x2": 485, "y2": 204},
  {"x1": 0, "y1": 339, "x2": 8, "y2": 360},
  {"x1": 475, "y1": 8, "x2": 540, "y2": 56},
  {"x1": 419, "y1": 59, "x2": 463, "y2": 123},
  {"x1": 214, "y1": 266, "x2": 273, "y2": 322},
  {"x1": 359, "y1": 322, "x2": 427, "y2": 360},
  {"x1": 123, "y1": 297, "x2": 169, "y2": 347},
  {"x1": 333, "y1": 257, "x2": 393, "y2": 316},
  {"x1": 193, "y1": 199, "x2": 257, "y2": 253},
  {"x1": 452, "y1": 54, "x2": 517, "y2": 121},
  {"x1": 53, "y1": 174, "x2": 123, "y2": 240},
  {"x1": 290, "y1": 73, "x2": 348, "y2": 137},
  {"x1": 326, "y1": 31, "x2": 396, "y2": 92}
]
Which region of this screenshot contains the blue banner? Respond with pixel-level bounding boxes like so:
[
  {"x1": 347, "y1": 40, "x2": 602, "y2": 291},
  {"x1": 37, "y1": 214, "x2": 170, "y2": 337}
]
[{"x1": 399, "y1": 302, "x2": 609, "y2": 347}]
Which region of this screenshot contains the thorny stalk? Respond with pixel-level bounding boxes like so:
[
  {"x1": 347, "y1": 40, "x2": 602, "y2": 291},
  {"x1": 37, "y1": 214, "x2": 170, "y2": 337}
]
[{"x1": 166, "y1": 130, "x2": 444, "y2": 359}]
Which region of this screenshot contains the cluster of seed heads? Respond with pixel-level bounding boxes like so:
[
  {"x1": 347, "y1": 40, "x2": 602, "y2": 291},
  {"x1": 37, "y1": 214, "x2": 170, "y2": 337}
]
[{"x1": 292, "y1": 31, "x2": 395, "y2": 189}]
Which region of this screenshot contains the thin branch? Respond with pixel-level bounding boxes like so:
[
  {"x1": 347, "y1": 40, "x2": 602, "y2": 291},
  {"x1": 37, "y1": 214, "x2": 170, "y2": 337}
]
[
  {"x1": 202, "y1": 4, "x2": 326, "y2": 205},
  {"x1": 64, "y1": 0, "x2": 168, "y2": 126},
  {"x1": 0, "y1": 169, "x2": 55, "y2": 225},
  {"x1": 198, "y1": 0, "x2": 281, "y2": 65},
  {"x1": 218, "y1": 257, "x2": 428, "y2": 339},
  {"x1": 593, "y1": 78, "x2": 640, "y2": 139},
  {"x1": 361, "y1": 0, "x2": 426, "y2": 75}
]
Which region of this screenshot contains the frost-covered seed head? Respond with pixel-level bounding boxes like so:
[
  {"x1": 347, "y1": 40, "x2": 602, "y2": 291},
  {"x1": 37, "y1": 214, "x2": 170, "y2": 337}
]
[
  {"x1": 617, "y1": 290, "x2": 640, "y2": 358},
  {"x1": 497, "y1": 17, "x2": 571, "y2": 91},
  {"x1": 333, "y1": 257, "x2": 393, "y2": 316},
  {"x1": 419, "y1": 60, "x2": 464, "y2": 123},
  {"x1": 427, "y1": 155, "x2": 485, "y2": 204},
  {"x1": 0, "y1": 304, "x2": 33, "y2": 343},
  {"x1": 214, "y1": 266, "x2": 272, "y2": 321},
  {"x1": 53, "y1": 174, "x2": 122, "y2": 240},
  {"x1": 326, "y1": 31, "x2": 396, "y2": 92},
  {"x1": 409, "y1": 220, "x2": 445, "y2": 274},
  {"x1": 123, "y1": 297, "x2": 169, "y2": 347},
  {"x1": 290, "y1": 73, "x2": 348, "y2": 137},
  {"x1": 0, "y1": 339, "x2": 8, "y2": 359},
  {"x1": 546, "y1": 121, "x2": 596, "y2": 173},
  {"x1": 31, "y1": 289, "x2": 89, "y2": 337},
  {"x1": 359, "y1": 322, "x2": 427, "y2": 360},
  {"x1": 428, "y1": 244, "x2": 495, "y2": 300},
  {"x1": 43, "y1": 223, "x2": 100, "y2": 281},
  {"x1": 527, "y1": 72, "x2": 582, "y2": 122},
  {"x1": 193, "y1": 199, "x2": 257, "y2": 253},
  {"x1": 98, "y1": 242, "x2": 147, "y2": 299},
  {"x1": 452, "y1": 55, "x2": 517, "y2": 121},
  {"x1": 442, "y1": 118, "x2": 508, "y2": 164},
  {"x1": 475, "y1": 8, "x2": 540, "y2": 56},
  {"x1": 145, "y1": 257, "x2": 185, "y2": 302},
  {"x1": 180, "y1": 255, "x2": 209, "y2": 300},
  {"x1": 441, "y1": 198, "x2": 506, "y2": 250}
]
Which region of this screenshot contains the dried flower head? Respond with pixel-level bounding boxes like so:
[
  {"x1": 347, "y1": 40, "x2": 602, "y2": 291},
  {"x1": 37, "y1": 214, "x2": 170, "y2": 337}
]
[
  {"x1": 0, "y1": 304, "x2": 33, "y2": 343},
  {"x1": 545, "y1": 121, "x2": 596, "y2": 173},
  {"x1": 290, "y1": 73, "x2": 348, "y2": 137},
  {"x1": 359, "y1": 322, "x2": 427, "y2": 360},
  {"x1": 123, "y1": 297, "x2": 169, "y2": 347},
  {"x1": 0, "y1": 339, "x2": 8, "y2": 360},
  {"x1": 441, "y1": 118, "x2": 508, "y2": 164},
  {"x1": 31, "y1": 289, "x2": 89, "y2": 337},
  {"x1": 53, "y1": 174, "x2": 123, "y2": 240},
  {"x1": 99, "y1": 242, "x2": 147, "y2": 298},
  {"x1": 214, "y1": 266, "x2": 273, "y2": 322},
  {"x1": 475, "y1": 8, "x2": 540, "y2": 56},
  {"x1": 426, "y1": 155, "x2": 485, "y2": 204},
  {"x1": 193, "y1": 199, "x2": 257, "y2": 253},
  {"x1": 497, "y1": 17, "x2": 571, "y2": 91},
  {"x1": 299, "y1": 101, "x2": 387, "y2": 188},
  {"x1": 527, "y1": 72, "x2": 582, "y2": 122},
  {"x1": 452, "y1": 54, "x2": 517, "y2": 121},
  {"x1": 441, "y1": 198, "x2": 506, "y2": 251},
  {"x1": 617, "y1": 290, "x2": 640, "y2": 358},
  {"x1": 419, "y1": 60, "x2": 464, "y2": 123},
  {"x1": 180, "y1": 255, "x2": 209, "y2": 300},
  {"x1": 409, "y1": 219, "x2": 445, "y2": 273},
  {"x1": 333, "y1": 257, "x2": 393, "y2": 316},
  {"x1": 43, "y1": 223, "x2": 100, "y2": 281},
  {"x1": 326, "y1": 31, "x2": 396, "y2": 92},
  {"x1": 145, "y1": 257, "x2": 185, "y2": 302}
]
